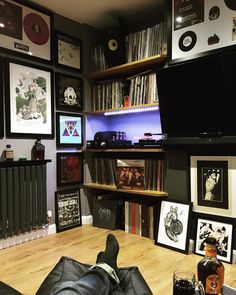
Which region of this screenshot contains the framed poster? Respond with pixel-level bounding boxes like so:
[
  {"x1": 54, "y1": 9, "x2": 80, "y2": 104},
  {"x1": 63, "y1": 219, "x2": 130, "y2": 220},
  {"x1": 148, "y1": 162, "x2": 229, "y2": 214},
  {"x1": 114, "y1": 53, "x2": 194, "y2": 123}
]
[
  {"x1": 169, "y1": 0, "x2": 236, "y2": 63},
  {"x1": 5, "y1": 58, "x2": 54, "y2": 138},
  {"x1": 194, "y1": 213, "x2": 234, "y2": 263},
  {"x1": 55, "y1": 72, "x2": 83, "y2": 111},
  {"x1": 55, "y1": 188, "x2": 82, "y2": 232},
  {"x1": 0, "y1": 0, "x2": 52, "y2": 62},
  {"x1": 0, "y1": 57, "x2": 3, "y2": 138},
  {"x1": 191, "y1": 156, "x2": 236, "y2": 217},
  {"x1": 56, "y1": 112, "x2": 83, "y2": 148},
  {"x1": 57, "y1": 152, "x2": 83, "y2": 186},
  {"x1": 55, "y1": 32, "x2": 82, "y2": 72},
  {"x1": 155, "y1": 200, "x2": 192, "y2": 254}
]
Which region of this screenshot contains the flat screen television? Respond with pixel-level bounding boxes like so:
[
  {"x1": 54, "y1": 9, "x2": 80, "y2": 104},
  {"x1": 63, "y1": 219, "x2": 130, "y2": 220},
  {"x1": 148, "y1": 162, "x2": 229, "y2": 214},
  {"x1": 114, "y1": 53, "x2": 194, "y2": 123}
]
[{"x1": 156, "y1": 51, "x2": 236, "y2": 145}]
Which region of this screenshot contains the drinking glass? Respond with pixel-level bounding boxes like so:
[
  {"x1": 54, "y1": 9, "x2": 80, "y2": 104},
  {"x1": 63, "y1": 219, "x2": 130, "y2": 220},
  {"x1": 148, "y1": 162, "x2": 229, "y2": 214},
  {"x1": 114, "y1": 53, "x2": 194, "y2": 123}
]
[{"x1": 173, "y1": 271, "x2": 205, "y2": 295}]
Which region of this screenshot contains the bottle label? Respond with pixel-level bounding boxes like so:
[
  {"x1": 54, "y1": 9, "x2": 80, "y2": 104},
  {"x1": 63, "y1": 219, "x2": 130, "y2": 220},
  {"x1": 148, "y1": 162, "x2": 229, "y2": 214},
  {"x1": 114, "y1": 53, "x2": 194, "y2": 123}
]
[
  {"x1": 206, "y1": 274, "x2": 221, "y2": 294},
  {"x1": 5, "y1": 150, "x2": 14, "y2": 160}
]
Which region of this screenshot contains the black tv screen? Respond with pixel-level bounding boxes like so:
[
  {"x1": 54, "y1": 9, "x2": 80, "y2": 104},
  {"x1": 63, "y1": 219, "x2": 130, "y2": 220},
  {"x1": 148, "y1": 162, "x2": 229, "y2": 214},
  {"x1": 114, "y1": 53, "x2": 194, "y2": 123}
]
[{"x1": 157, "y1": 52, "x2": 236, "y2": 144}]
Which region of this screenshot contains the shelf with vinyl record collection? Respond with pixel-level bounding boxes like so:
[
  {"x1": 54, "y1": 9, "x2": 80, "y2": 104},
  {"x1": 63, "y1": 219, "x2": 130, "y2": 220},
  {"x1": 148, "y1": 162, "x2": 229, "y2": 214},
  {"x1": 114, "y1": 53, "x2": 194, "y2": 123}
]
[{"x1": 84, "y1": 22, "x2": 168, "y2": 199}]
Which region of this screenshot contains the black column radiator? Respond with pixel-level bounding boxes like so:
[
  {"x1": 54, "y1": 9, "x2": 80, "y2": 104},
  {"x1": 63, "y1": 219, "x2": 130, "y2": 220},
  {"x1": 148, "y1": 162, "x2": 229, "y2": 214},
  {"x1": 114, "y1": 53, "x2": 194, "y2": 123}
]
[{"x1": 0, "y1": 161, "x2": 50, "y2": 239}]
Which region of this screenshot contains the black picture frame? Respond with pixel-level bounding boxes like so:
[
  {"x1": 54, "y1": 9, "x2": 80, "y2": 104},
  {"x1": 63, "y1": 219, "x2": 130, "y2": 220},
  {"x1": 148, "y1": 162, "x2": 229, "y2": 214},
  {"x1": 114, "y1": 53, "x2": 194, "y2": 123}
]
[
  {"x1": 0, "y1": 0, "x2": 53, "y2": 63},
  {"x1": 155, "y1": 199, "x2": 192, "y2": 254},
  {"x1": 194, "y1": 213, "x2": 234, "y2": 264},
  {"x1": 55, "y1": 32, "x2": 82, "y2": 72},
  {"x1": 55, "y1": 188, "x2": 82, "y2": 232},
  {"x1": 55, "y1": 72, "x2": 83, "y2": 111},
  {"x1": 197, "y1": 160, "x2": 228, "y2": 209},
  {"x1": 0, "y1": 56, "x2": 4, "y2": 138},
  {"x1": 4, "y1": 58, "x2": 54, "y2": 139},
  {"x1": 56, "y1": 112, "x2": 83, "y2": 148},
  {"x1": 56, "y1": 152, "x2": 83, "y2": 186},
  {"x1": 168, "y1": 0, "x2": 236, "y2": 64}
]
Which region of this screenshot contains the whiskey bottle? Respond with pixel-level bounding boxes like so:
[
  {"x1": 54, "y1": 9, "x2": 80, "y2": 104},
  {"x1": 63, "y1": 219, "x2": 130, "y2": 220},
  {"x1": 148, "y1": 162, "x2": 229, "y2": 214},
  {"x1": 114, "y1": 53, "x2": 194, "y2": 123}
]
[
  {"x1": 5, "y1": 144, "x2": 14, "y2": 161},
  {"x1": 31, "y1": 138, "x2": 45, "y2": 160},
  {"x1": 197, "y1": 237, "x2": 224, "y2": 295}
]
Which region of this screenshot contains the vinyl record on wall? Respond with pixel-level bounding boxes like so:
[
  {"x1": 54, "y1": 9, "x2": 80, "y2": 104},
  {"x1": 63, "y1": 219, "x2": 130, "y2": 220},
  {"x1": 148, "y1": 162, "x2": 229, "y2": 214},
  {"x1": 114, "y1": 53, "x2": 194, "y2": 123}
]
[
  {"x1": 178, "y1": 31, "x2": 197, "y2": 52},
  {"x1": 23, "y1": 13, "x2": 49, "y2": 45},
  {"x1": 224, "y1": 0, "x2": 236, "y2": 11},
  {"x1": 103, "y1": 29, "x2": 125, "y2": 67}
]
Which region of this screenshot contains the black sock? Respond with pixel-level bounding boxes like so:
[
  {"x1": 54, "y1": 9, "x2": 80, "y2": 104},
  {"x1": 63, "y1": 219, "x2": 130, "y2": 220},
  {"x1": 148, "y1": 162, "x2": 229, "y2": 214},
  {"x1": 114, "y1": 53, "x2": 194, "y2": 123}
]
[{"x1": 97, "y1": 233, "x2": 119, "y2": 273}]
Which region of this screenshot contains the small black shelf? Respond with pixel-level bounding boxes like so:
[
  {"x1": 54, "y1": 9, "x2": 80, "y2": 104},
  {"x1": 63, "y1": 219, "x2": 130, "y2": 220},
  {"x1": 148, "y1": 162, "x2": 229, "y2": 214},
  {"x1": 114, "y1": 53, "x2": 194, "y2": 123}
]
[{"x1": 0, "y1": 159, "x2": 52, "y2": 168}]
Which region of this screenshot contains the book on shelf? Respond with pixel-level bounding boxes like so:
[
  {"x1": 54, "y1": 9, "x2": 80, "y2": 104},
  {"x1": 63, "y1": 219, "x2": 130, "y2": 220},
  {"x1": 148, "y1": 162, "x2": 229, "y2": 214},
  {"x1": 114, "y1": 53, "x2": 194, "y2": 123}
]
[{"x1": 117, "y1": 159, "x2": 145, "y2": 190}]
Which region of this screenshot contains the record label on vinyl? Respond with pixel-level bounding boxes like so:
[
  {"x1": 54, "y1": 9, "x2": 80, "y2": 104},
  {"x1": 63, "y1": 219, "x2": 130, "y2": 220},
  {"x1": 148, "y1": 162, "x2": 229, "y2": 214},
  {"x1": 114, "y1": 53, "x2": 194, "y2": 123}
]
[
  {"x1": 108, "y1": 38, "x2": 118, "y2": 51},
  {"x1": 178, "y1": 31, "x2": 197, "y2": 52},
  {"x1": 23, "y1": 13, "x2": 49, "y2": 45}
]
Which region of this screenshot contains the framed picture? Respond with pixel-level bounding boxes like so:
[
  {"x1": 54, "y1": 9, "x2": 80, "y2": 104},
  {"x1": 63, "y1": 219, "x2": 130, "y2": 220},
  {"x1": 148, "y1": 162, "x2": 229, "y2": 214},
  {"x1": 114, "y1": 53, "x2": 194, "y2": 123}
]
[
  {"x1": 0, "y1": 57, "x2": 3, "y2": 138},
  {"x1": 0, "y1": 0, "x2": 52, "y2": 63},
  {"x1": 155, "y1": 200, "x2": 192, "y2": 254},
  {"x1": 5, "y1": 58, "x2": 54, "y2": 138},
  {"x1": 194, "y1": 213, "x2": 234, "y2": 263},
  {"x1": 55, "y1": 72, "x2": 83, "y2": 111},
  {"x1": 56, "y1": 112, "x2": 83, "y2": 148},
  {"x1": 169, "y1": 0, "x2": 236, "y2": 63},
  {"x1": 191, "y1": 156, "x2": 236, "y2": 217},
  {"x1": 55, "y1": 188, "x2": 82, "y2": 232},
  {"x1": 57, "y1": 152, "x2": 83, "y2": 186},
  {"x1": 55, "y1": 32, "x2": 82, "y2": 72}
]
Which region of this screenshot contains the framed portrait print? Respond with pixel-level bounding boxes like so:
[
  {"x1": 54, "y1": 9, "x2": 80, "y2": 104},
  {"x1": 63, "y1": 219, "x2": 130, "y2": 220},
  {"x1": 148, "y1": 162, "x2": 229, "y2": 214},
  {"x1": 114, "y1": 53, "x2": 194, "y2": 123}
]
[
  {"x1": 5, "y1": 58, "x2": 54, "y2": 138},
  {"x1": 155, "y1": 200, "x2": 192, "y2": 254},
  {"x1": 191, "y1": 156, "x2": 236, "y2": 217},
  {"x1": 55, "y1": 188, "x2": 82, "y2": 232},
  {"x1": 55, "y1": 32, "x2": 82, "y2": 72},
  {"x1": 56, "y1": 112, "x2": 83, "y2": 148},
  {"x1": 194, "y1": 214, "x2": 234, "y2": 263},
  {"x1": 55, "y1": 72, "x2": 83, "y2": 111},
  {"x1": 169, "y1": 0, "x2": 236, "y2": 63},
  {"x1": 57, "y1": 152, "x2": 83, "y2": 186},
  {"x1": 0, "y1": 0, "x2": 52, "y2": 63}
]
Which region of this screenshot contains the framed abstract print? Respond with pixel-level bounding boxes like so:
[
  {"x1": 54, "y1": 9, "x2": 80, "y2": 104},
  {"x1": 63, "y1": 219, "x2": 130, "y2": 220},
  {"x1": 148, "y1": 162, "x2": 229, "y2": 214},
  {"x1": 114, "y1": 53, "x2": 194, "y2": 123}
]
[
  {"x1": 55, "y1": 72, "x2": 83, "y2": 111},
  {"x1": 56, "y1": 112, "x2": 83, "y2": 148},
  {"x1": 55, "y1": 32, "x2": 82, "y2": 72},
  {"x1": 56, "y1": 152, "x2": 83, "y2": 186}
]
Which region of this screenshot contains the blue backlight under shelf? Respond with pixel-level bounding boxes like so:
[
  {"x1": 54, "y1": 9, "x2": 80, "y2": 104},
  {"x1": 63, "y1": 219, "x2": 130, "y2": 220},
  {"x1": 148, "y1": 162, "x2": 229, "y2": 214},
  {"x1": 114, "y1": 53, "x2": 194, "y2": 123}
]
[{"x1": 104, "y1": 105, "x2": 159, "y2": 116}]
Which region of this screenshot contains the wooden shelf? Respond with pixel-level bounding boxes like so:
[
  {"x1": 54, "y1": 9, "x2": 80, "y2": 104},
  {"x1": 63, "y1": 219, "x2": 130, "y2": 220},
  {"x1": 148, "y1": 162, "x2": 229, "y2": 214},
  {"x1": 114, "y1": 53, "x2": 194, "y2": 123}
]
[
  {"x1": 86, "y1": 54, "x2": 166, "y2": 80},
  {"x1": 84, "y1": 148, "x2": 164, "y2": 153},
  {"x1": 84, "y1": 103, "x2": 159, "y2": 115},
  {"x1": 83, "y1": 183, "x2": 168, "y2": 198}
]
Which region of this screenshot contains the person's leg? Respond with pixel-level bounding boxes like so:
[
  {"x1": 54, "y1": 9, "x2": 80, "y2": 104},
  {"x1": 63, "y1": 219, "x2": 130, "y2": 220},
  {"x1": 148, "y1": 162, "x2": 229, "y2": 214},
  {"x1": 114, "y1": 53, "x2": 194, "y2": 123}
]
[{"x1": 53, "y1": 234, "x2": 125, "y2": 295}]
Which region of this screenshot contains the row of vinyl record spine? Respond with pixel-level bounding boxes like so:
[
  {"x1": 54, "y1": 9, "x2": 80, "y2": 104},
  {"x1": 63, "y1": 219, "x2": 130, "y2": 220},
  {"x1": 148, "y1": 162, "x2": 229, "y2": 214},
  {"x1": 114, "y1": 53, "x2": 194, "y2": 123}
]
[
  {"x1": 91, "y1": 72, "x2": 158, "y2": 111},
  {"x1": 124, "y1": 201, "x2": 155, "y2": 239},
  {"x1": 91, "y1": 157, "x2": 164, "y2": 191}
]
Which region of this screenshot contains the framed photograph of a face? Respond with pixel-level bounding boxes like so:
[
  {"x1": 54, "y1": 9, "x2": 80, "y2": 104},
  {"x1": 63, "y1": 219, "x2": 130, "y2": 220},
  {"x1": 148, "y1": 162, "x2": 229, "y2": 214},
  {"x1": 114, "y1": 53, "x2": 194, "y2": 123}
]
[
  {"x1": 56, "y1": 112, "x2": 83, "y2": 148},
  {"x1": 55, "y1": 32, "x2": 82, "y2": 72},
  {"x1": 191, "y1": 156, "x2": 236, "y2": 217},
  {"x1": 55, "y1": 72, "x2": 83, "y2": 111},
  {"x1": 55, "y1": 188, "x2": 82, "y2": 232},
  {"x1": 5, "y1": 58, "x2": 54, "y2": 138},
  {"x1": 0, "y1": 0, "x2": 52, "y2": 63},
  {"x1": 195, "y1": 214, "x2": 234, "y2": 263},
  {"x1": 155, "y1": 200, "x2": 192, "y2": 254},
  {"x1": 57, "y1": 152, "x2": 83, "y2": 186}
]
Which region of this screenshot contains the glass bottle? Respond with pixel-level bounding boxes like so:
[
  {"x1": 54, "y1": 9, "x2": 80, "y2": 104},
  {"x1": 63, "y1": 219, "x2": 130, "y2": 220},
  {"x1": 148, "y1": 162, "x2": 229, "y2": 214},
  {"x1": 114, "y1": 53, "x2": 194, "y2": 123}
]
[
  {"x1": 197, "y1": 237, "x2": 224, "y2": 295},
  {"x1": 31, "y1": 138, "x2": 45, "y2": 160},
  {"x1": 5, "y1": 144, "x2": 14, "y2": 161}
]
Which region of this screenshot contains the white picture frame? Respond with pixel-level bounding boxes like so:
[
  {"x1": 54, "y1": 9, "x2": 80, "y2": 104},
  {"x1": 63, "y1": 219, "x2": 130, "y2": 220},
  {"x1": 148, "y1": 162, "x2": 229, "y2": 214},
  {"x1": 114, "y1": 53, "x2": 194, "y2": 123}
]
[{"x1": 190, "y1": 156, "x2": 236, "y2": 217}]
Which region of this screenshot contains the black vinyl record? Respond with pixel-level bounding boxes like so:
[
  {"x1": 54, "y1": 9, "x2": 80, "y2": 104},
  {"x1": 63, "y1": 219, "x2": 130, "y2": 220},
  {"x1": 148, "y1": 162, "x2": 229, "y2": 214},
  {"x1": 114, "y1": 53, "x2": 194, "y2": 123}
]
[
  {"x1": 103, "y1": 29, "x2": 125, "y2": 67},
  {"x1": 23, "y1": 13, "x2": 49, "y2": 45},
  {"x1": 178, "y1": 31, "x2": 197, "y2": 52},
  {"x1": 224, "y1": 0, "x2": 236, "y2": 11}
]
